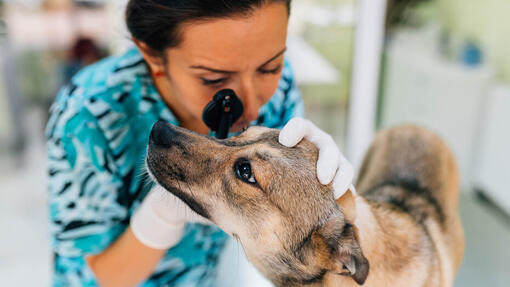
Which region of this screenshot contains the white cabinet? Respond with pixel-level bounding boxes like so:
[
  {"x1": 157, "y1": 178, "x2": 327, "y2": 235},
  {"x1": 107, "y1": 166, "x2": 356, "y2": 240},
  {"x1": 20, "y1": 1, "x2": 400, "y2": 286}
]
[
  {"x1": 474, "y1": 85, "x2": 510, "y2": 212},
  {"x1": 380, "y1": 29, "x2": 493, "y2": 190}
]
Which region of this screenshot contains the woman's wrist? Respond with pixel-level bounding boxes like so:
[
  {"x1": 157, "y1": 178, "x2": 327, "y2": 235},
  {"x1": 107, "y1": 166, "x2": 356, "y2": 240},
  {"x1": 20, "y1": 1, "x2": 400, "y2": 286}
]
[{"x1": 86, "y1": 226, "x2": 168, "y2": 287}]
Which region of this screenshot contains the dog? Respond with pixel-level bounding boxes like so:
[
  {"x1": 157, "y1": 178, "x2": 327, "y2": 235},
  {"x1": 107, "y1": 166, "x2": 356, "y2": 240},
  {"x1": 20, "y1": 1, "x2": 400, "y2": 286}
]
[{"x1": 146, "y1": 121, "x2": 464, "y2": 286}]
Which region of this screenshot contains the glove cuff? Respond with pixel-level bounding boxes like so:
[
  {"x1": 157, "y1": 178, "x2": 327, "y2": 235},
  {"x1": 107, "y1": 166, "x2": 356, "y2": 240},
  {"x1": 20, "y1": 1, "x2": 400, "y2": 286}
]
[{"x1": 130, "y1": 194, "x2": 186, "y2": 250}]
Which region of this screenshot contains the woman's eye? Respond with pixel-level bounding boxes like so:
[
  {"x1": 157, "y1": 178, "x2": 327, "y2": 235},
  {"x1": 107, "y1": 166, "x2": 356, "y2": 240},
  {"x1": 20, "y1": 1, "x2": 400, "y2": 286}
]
[
  {"x1": 201, "y1": 77, "x2": 227, "y2": 86},
  {"x1": 235, "y1": 160, "x2": 257, "y2": 184},
  {"x1": 259, "y1": 64, "x2": 282, "y2": 75}
]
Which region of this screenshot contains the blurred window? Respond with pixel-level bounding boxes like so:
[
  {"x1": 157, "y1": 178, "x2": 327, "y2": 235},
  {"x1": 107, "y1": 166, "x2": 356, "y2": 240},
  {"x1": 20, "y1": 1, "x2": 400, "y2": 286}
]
[{"x1": 287, "y1": 0, "x2": 357, "y2": 146}]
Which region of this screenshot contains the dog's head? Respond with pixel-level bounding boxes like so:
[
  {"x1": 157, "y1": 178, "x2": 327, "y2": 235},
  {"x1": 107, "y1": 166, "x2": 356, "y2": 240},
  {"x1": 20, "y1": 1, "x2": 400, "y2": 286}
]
[{"x1": 146, "y1": 121, "x2": 369, "y2": 286}]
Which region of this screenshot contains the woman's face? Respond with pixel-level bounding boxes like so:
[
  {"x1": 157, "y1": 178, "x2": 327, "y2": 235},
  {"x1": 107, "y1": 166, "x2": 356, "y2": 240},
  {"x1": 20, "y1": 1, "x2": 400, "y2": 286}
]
[{"x1": 146, "y1": 3, "x2": 289, "y2": 132}]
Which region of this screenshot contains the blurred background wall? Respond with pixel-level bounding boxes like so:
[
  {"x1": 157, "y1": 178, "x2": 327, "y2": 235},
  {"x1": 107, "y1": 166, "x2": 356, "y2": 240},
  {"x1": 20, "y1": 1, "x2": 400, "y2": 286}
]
[
  {"x1": 438, "y1": 0, "x2": 510, "y2": 82},
  {"x1": 0, "y1": 0, "x2": 508, "y2": 286}
]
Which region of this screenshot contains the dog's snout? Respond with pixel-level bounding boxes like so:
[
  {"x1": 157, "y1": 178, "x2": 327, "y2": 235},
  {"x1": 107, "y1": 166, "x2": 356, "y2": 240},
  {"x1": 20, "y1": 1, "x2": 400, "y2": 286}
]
[{"x1": 149, "y1": 120, "x2": 179, "y2": 147}]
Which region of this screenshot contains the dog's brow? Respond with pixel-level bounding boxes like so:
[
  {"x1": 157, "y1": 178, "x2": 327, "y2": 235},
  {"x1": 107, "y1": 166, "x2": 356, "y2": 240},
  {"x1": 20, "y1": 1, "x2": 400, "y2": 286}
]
[
  {"x1": 255, "y1": 152, "x2": 272, "y2": 161},
  {"x1": 217, "y1": 136, "x2": 275, "y2": 147},
  {"x1": 219, "y1": 140, "x2": 259, "y2": 147}
]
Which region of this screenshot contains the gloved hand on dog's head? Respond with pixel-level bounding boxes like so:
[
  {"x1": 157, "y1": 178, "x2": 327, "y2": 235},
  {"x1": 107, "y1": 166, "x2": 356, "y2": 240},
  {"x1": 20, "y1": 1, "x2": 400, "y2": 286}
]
[{"x1": 279, "y1": 117, "x2": 355, "y2": 199}]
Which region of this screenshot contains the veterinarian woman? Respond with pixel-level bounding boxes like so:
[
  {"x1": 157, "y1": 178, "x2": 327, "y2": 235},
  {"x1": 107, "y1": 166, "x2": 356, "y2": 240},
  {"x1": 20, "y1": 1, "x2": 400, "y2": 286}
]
[{"x1": 46, "y1": 1, "x2": 354, "y2": 286}]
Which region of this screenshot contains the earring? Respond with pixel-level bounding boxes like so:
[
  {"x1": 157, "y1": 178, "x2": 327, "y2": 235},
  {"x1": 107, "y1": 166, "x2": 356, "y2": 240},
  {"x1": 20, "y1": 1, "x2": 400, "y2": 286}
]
[{"x1": 153, "y1": 70, "x2": 165, "y2": 77}]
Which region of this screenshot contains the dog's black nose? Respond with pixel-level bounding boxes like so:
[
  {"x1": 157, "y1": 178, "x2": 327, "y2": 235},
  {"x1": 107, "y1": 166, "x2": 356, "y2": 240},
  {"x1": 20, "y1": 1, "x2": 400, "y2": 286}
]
[{"x1": 149, "y1": 120, "x2": 179, "y2": 146}]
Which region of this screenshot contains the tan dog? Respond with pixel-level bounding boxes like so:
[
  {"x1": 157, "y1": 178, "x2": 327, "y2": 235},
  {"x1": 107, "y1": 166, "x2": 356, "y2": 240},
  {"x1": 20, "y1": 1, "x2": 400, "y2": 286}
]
[{"x1": 146, "y1": 121, "x2": 464, "y2": 286}]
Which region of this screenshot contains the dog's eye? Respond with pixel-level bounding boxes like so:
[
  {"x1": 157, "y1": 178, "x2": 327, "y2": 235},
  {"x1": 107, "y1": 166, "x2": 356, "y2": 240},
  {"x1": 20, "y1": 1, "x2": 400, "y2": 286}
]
[{"x1": 234, "y1": 159, "x2": 257, "y2": 185}]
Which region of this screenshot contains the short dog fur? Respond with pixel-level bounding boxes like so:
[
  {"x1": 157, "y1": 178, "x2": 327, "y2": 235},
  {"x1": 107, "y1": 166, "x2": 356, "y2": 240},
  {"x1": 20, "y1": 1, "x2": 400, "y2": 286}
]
[{"x1": 146, "y1": 121, "x2": 464, "y2": 286}]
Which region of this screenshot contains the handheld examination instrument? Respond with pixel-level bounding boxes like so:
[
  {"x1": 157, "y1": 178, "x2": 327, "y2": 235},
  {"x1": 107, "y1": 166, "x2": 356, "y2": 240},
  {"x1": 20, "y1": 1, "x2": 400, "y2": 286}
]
[{"x1": 202, "y1": 89, "x2": 244, "y2": 139}]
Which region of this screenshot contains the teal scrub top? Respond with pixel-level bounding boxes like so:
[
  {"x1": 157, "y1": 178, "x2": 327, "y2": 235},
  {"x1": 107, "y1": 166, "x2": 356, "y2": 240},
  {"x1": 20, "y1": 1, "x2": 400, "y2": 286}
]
[{"x1": 46, "y1": 47, "x2": 304, "y2": 286}]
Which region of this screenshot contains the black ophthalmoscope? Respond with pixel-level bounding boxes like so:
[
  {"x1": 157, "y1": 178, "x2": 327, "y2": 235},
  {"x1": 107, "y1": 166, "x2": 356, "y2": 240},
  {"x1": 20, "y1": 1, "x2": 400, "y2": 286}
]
[{"x1": 202, "y1": 89, "x2": 244, "y2": 139}]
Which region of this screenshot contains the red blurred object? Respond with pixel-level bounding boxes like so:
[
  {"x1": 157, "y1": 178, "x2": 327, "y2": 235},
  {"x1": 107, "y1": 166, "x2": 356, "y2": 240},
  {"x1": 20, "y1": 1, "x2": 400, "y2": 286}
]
[
  {"x1": 153, "y1": 70, "x2": 166, "y2": 77},
  {"x1": 71, "y1": 37, "x2": 102, "y2": 64}
]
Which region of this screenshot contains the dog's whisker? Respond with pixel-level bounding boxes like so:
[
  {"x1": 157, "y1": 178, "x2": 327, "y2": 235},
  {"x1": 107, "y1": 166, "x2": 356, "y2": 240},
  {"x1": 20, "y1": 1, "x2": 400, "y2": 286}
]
[
  {"x1": 138, "y1": 170, "x2": 154, "y2": 191},
  {"x1": 184, "y1": 182, "x2": 198, "y2": 218}
]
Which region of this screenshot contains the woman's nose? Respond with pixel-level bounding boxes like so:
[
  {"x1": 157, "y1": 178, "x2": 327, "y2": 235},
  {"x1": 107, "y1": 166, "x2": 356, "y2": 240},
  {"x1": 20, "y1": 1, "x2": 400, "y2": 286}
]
[
  {"x1": 242, "y1": 102, "x2": 259, "y2": 123},
  {"x1": 238, "y1": 79, "x2": 260, "y2": 123}
]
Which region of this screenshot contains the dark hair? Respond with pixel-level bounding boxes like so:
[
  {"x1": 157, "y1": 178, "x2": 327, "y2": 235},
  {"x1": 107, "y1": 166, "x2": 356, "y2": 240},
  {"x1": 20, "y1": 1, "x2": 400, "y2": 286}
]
[{"x1": 126, "y1": 0, "x2": 291, "y2": 53}]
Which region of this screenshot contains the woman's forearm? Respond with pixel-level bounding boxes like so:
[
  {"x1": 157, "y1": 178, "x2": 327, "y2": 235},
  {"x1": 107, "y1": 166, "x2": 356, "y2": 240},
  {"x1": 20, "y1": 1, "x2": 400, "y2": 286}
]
[{"x1": 86, "y1": 226, "x2": 167, "y2": 287}]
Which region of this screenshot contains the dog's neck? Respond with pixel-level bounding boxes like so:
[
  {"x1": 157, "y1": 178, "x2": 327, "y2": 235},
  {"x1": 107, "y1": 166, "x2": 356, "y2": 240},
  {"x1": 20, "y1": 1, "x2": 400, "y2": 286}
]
[{"x1": 351, "y1": 197, "x2": 380, "y2": 263}]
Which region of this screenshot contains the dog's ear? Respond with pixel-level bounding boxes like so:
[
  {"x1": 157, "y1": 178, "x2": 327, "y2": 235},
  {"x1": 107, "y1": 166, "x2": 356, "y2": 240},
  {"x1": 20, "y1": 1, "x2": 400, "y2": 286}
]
[
  {"x1": 316, "y1": 216, "x2": 369, "y2": 285},
  {"x1": 315, "y1": 193, "x2": 369, "y2": 285},
  {"x1": 333, "y1": 222, "x2": 369, "y2": 285}
]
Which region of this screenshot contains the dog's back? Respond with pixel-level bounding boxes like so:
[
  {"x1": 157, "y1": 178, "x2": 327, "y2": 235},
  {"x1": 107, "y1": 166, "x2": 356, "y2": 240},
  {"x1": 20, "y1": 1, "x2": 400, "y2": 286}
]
[{"x1": 354, "y1": 125, "x2": 464, "y2": 286}]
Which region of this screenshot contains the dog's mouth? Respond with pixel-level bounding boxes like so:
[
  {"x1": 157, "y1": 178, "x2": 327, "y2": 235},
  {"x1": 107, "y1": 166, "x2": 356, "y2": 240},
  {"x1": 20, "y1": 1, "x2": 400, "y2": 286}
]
[{"x1": 146, "y1": 157, "x2": 212, "y2": 220}]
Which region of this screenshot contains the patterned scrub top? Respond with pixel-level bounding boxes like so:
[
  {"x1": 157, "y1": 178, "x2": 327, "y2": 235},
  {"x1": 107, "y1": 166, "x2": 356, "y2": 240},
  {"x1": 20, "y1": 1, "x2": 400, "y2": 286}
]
[{"x1": 45, "y1": 48, "x2": 304, "y2": 286}]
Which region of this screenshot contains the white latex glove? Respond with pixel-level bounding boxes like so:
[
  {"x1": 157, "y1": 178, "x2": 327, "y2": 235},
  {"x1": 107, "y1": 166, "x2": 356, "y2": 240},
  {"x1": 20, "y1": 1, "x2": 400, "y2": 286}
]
[
  {"x1": 131, "y1": 184, "x2": 213, "y2": 249},
  {"x1": 279, "y1": 117, "x2": 355, "y2": 199}
]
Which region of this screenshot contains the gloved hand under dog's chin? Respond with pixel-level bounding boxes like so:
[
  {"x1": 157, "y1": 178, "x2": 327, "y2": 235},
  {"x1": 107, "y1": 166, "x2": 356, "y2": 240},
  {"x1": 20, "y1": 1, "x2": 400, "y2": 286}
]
[
  {"x1": 279, "y1": 117, "x2": 355, "y2": 199},
  {"x1": 130, "y1": 185, "x2": 213, "y2": 250}
]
